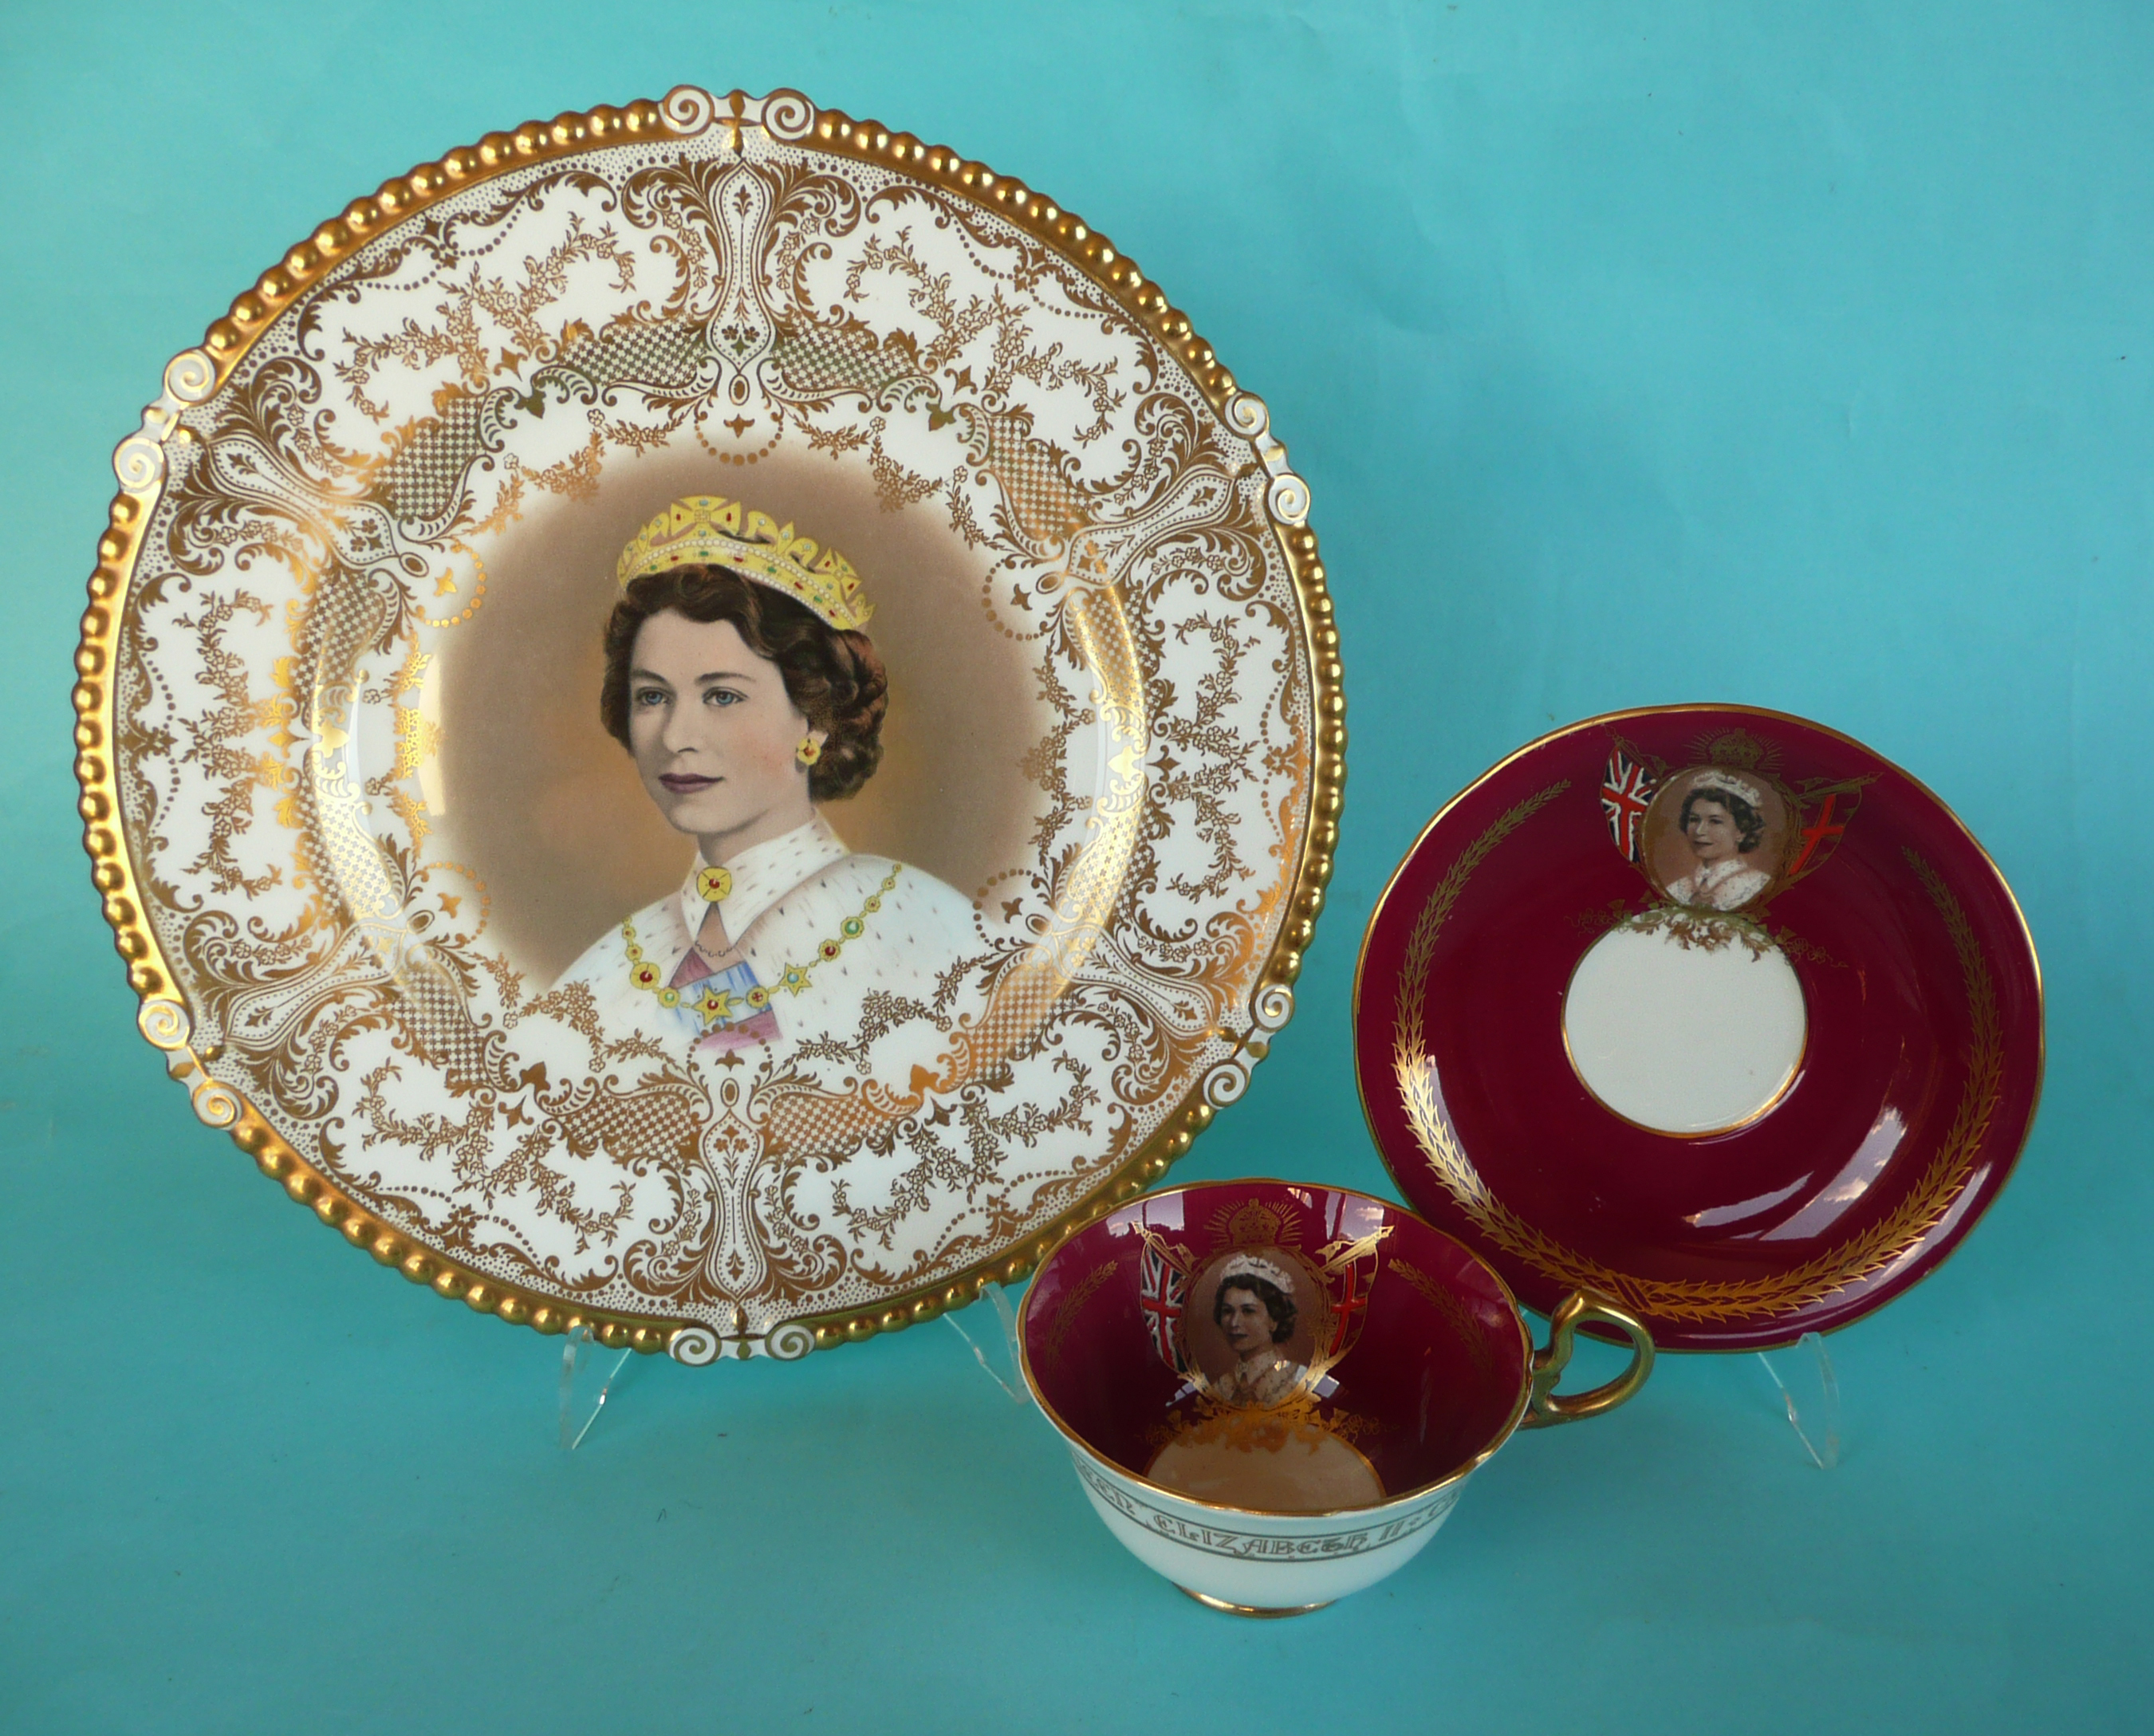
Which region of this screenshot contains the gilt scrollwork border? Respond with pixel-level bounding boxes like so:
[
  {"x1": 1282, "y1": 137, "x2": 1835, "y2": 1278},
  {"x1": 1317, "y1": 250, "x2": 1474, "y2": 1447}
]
[{"x1": 70, "y1": 88, "x2": 1345, "y2": 1362}]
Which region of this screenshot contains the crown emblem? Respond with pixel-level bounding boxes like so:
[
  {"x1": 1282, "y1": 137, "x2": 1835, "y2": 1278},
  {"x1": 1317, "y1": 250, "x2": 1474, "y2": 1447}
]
[{"x1": 616, "y1": 495, "x2": 873, "y2": 632}]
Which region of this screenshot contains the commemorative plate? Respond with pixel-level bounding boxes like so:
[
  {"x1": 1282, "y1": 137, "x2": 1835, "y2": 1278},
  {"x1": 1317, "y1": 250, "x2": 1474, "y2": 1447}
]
[
  {"x1": 74, "y1": 89, "x2": 1340, "y2": 1363},
  {"x1": 1354, "y1": 707, "x2": 2041, "y2": 1350}
]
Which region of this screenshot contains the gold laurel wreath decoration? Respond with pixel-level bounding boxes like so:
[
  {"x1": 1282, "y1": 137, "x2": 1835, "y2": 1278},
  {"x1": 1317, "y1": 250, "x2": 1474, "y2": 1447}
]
[
  {"x1": 1384, "y1": 1256, "x2": 1495, "y2": 1376},
  {"x1": 1390, "y1": 792, "x2": 2005, "y2": 1325},
  {"x1": 1038, "y1": 1258, "x2": 1122, "y2": 1370}
]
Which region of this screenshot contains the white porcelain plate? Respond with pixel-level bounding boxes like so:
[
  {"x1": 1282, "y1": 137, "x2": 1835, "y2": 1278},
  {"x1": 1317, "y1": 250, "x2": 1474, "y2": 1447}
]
[{"x1": 75, "y1": 89, "x2": 1339, "y2": 1363}]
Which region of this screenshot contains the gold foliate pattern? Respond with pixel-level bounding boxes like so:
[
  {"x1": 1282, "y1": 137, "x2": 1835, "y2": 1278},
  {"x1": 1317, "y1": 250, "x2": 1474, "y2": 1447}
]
[{"x1": 74, "y1": 89, "x2": 1341, "y2": 1360}]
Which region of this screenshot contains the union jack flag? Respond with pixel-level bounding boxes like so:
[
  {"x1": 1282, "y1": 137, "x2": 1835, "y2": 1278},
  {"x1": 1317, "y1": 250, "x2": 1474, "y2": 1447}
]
[
  {"x1": 1601, "y1": 750, "x2": 1656, "y2": 861},
  {"x1": 1137, "y1": 1242, "x2": 1187, "y2": 1373}
]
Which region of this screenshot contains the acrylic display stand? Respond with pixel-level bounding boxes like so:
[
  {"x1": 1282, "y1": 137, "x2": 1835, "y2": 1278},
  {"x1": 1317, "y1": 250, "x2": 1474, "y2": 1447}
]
[
  {"x1": 1756, "y1": 1332, "x2": 1841, "y2": 1469},
  {"x1": 558, "y1": 1328, "x2": 636, "y2": 1452},
  {"x1": 945, "y1": 1285, "x2": 1032, "y2": 1407},
  {"x1": 559, "y1": 1299, "x2": 1833, "y2": 1462},
  {"x1": 557, "y1": 1293, "x2": 1031, "y2": 1451}
]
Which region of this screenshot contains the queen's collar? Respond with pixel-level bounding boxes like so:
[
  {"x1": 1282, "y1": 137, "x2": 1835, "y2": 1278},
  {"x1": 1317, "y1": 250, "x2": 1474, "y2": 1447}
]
[
  {"x1": 676, "y1": 814, "x2": 849, "y2": 940},
  {"x1": 1693, "y1": 855, "x2": 1756, "y2": 885}
]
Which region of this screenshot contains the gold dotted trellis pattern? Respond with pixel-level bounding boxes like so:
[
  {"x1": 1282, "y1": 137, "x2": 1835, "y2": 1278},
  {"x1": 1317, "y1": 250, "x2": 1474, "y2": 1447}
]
[{"x1": 73, "y1": 89, "x2": 1345, "y2": 1361}]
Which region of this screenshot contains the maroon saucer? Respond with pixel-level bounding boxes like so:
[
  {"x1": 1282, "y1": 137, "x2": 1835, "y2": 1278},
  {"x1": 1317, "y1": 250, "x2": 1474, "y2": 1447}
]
[{"x1": 1353, "y1": 706, "x2": 2043, "y2": 1351}]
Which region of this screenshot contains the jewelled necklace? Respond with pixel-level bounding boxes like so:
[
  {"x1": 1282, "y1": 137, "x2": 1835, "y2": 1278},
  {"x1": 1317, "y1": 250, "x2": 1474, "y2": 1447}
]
[{"x1": 622, "y1": 865, "x2": 902, "y2": 1029}]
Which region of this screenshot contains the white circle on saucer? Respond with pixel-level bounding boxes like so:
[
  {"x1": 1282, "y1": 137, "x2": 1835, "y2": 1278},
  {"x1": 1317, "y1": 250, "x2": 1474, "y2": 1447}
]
[{"x1": 1562, "y1": 923, "x2": 1806, "y2": 1136}]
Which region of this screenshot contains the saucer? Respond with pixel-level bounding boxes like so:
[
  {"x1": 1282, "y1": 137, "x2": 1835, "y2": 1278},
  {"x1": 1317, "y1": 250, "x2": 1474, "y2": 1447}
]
[{"x1": 1354, "y1": 706, "x2": 2043, "y2": 1351}]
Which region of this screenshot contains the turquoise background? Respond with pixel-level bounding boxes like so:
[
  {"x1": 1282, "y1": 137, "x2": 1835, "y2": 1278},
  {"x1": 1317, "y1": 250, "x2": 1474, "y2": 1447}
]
[{"x1": 4, "y1": 2, "x2": 2148, "y2": 1730}]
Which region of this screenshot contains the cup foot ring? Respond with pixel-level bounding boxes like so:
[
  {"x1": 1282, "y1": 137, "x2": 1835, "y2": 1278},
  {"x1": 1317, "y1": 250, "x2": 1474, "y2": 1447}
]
[{"x1": 1175, "y1": 1585, "x2": 1333, "y2": 1619}]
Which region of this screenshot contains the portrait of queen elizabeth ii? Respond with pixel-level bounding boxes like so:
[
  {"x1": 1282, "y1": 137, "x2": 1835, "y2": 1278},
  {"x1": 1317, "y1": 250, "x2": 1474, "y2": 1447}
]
[
  {"x1": 555, "y1": 495, "x2": 979, "y2": 1057},
  {"x1": 1645, "y1": 767, "x2": 1786, "y2": 914},
  {"x1": 1202, "y1": 1251, "x2": 1314, "y2": 1408}
]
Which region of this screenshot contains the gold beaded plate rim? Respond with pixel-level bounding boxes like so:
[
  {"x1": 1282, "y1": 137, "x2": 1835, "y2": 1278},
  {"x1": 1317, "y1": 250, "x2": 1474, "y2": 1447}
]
[{"x1": 71, "y1": 87, "x2": 1345, "y2": 1363}]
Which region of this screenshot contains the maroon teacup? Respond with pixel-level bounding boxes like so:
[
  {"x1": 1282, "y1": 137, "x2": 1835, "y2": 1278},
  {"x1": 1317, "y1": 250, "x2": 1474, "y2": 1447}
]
[{"x1": 1018, "y1": 1179, "x2": 1653, "y2": 1615}]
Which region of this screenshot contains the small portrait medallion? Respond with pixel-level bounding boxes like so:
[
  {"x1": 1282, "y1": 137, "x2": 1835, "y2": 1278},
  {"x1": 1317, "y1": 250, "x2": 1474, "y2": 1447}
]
[
  {"x1": 1129, "y1": 1202, "x2": 1392, "y2": 1512},
  {"x1": 1183, "y1": 1246, "x2": 1325, "y2": 1409},
  {"x1": 1639, "y1": 766, "x2": 1794, "y2": 915}
]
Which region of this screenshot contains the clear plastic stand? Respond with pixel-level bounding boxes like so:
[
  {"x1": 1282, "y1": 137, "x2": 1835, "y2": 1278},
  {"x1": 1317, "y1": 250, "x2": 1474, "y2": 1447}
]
[
  {"x1": 557, "y1": 1290, "x2": 1030, "y2": 1448},
  {"x1": 1756, "y1": 1331, "x2": 1841, "y2": 1469},
  {"x1": 946, "y1": 1285, "x2": 1032, "y2": 1407},
  {"x1": 559, "y1": 1327, "x2": 635, "y2": 1451}
]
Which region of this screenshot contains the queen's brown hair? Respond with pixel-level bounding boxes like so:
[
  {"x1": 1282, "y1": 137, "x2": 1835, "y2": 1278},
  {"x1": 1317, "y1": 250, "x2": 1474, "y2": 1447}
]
[
  {"x1": 600, "y1": 564, "x2": 888, "y2": 801},
  {"x1": 1679, "y1": 785, "x2": 1766, "y2": 854},
  {"x1": 1215, "y1": 1276, "x2": 1297, "y2": 1345}
]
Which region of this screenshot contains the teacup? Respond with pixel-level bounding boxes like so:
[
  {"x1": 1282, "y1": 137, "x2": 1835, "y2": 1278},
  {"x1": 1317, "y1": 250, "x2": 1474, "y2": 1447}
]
[{"x1": 1018, "y1": 1179, "x2": 1652, "y2": 1615}]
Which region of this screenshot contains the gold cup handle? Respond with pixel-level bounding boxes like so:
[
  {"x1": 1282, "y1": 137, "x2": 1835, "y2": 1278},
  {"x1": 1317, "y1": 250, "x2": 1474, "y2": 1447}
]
[{"x1": 1519, "y1": 1290, "x2": 1656, "y2": 1428}]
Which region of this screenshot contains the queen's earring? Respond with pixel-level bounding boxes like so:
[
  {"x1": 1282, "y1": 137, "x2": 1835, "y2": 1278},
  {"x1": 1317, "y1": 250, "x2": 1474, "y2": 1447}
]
[{"x1": 796, "y1": 735, "x2": 823, "y2": 767}]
